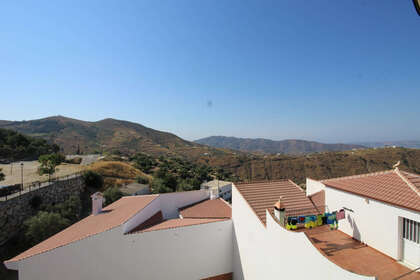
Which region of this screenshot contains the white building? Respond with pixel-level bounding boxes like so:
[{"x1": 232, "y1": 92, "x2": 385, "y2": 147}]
[
  {"x1": 201, "y1": 179, "x2": 233, "y2": 201},
  {"x1": 5, "y1": 169, "x2": 420, "y2": 279},
  {"x1": 5, "y1": 190, "x2": 233, "y2": 280},
  {"x1": 306, "y1": 168, "x2": 420, "y2": 268}
]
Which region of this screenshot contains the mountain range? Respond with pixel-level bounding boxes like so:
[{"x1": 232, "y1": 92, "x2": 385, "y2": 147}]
[
  {"x1": 195, "y1": 136, "x2": 365, "y2": 155},
  {"x1": 1, "y1": 116, "x2": 420, "y2": 184},
  {"x1": 0, "y1": 116, "x2": 225, "y2": 160}
]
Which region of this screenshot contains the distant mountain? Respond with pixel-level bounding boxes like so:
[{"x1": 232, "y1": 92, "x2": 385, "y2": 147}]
[
  {"x1": 354, "y1": 141, "x2": 420, "y2": 149},
  {"x1": 195, "y1": 136, "x2": 365, "y2": 155},
  {"x1": 0, "y1": 116, "x2": 226, "y2": 159}
]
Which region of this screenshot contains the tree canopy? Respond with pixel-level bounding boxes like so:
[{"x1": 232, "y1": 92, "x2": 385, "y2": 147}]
[
  {"x1": 38, "y1": 153, "x2": 65, "y2": 178},
  {"x1": 0, "y1": 128, "x2": 59, "y2": 161}
]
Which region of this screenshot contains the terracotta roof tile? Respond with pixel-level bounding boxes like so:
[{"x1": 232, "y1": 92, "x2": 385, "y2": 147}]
[
  {"x1": 128, "y1": 210, "x2": 163, "y2": 233},
  {"x1": 308, "y1": 190, "x2": 325, "y2": 213},
  {"x1": 140, "y1": 218, "x2": 227, "y2": 233},
  {"x1": 235, "y1": 180, "x2": 318, "y2": 225},
  {"x1": 321, "y1": 170, "x2": 420, "y2": 212},
  {"x1": 6, "y1": 195, "x2": 158, "y2": 264},
  {"x1": 179, "y1": 198, "x2": 231, "y2": 219}
]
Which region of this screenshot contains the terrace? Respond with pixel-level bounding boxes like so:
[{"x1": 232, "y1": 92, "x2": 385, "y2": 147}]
[{"x1": 304, "y1": 225, "x2": 420, "y2": 280}]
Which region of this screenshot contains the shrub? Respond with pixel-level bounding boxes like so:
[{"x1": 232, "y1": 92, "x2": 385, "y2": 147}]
[
  {"x1": 150, "y1": 178, "x2": 173, "y2": 194},
  {"x1": 136, "y1": 175, "x2": 149, "y2": 184},
  {"x1": 83, "y1": 170, "x2": 104, "y2": 189},
  {"x1": 29, "y1": 195, "x2": 43, "y2": 210},
  {"x1": 24, "y1": 211, "x2": 70, "y2": 245},
  {"x1": 103, "y1": 187, "x2": 123, "y2": 206}
]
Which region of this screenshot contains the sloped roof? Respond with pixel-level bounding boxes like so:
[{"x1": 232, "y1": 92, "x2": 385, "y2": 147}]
[
  {"x1": 140, "y1": 218, "x2": 226, "y2": 233},
  {"x1": 235, "y1": 180, "x2": 318, "y2": 225},
  {"x1": 5, "y1": 195, "x2": 158, "y2": 264},
  {"x1": 321, "y1": 169, "x2": 420, "y2": 212},
  {"x1": 179, "y1": 198, "x2": 231, "y2": 219}
]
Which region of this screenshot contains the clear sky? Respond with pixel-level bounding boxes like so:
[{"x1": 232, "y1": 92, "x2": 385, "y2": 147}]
[{"x1": 1, "y1": 1, "x2": 419, "y2": 143}]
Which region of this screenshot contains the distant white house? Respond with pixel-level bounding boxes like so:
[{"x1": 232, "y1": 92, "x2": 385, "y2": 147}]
[
  {"x1": 306, "y1": 168, "x2": 420, "y2": 268},
  {"x1": 201, "y1": 179, "x2": 232, "y2": 201}
]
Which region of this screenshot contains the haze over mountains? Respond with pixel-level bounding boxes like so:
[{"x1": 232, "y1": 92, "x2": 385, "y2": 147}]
[{"x1": 195, "y1": 136, "x2": 365, "y2": 155}]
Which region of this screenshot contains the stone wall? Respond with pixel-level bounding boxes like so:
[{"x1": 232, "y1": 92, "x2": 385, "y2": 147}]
[{"x1": 0, "y1": 176, "x2": 85, "y2": 246}]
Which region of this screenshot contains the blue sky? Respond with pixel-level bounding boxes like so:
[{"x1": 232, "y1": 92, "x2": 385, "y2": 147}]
[{"x1": 1, "y1": 1, "x2": 419, "y2": 143}]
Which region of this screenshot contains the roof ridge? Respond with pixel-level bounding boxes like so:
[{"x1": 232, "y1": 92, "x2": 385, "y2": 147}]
[
  {"x1": 235, "y1": 179, "x2": 290, "y2": 185},
  {"x1": 395, "y1": 168, "x2": 420, "y2": 198},
  {"x1": 321, "y1": 170, "x2": 394, "y2": 183}
]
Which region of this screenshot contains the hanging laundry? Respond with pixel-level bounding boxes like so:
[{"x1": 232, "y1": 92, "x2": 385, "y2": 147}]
[{"x1": 336, "y1": 209, "x2": 345, "y2": 220}]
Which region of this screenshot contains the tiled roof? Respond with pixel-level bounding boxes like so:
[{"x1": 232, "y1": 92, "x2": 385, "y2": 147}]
[
  {"x1": 140, "y1": 218, "x2": 226, "y2": 233},
  {"x1": 399, "y1": 170, "x2": 420, "y2": 192},
  {"x1": 5, "y1": 195, "x2": 158, "y2": 264},
  {"x1": 235, "y1": 180, "x2": 318, "y2": 225},
  {"x1": 321, "y1": 170, "x2": 420, "y2": 212},
  {"x1": 128, "y1": 210, "x2": 163, "y2": 234},
  {"x1": 179, "y1": 198, "x2": 231, "y2": 219},
  {"x1": 308, "y1": 190, "x2": 325, "y2": 213}
]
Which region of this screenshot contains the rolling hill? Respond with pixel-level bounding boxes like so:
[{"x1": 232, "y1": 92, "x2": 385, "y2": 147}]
[
  {"x1": 195, "y1": 136, "x2": 365, "y2": 155},
  {"x1": 0, "y1": 116, "x2": 226, "y2": 160}
]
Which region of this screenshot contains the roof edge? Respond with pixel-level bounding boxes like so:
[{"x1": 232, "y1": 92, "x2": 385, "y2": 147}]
[
  {"x1": 395, "y1": 168, "x2": 420, "y2": 197},
  {"x1": 323, "y1": 183, "x2": 420, "y2": 213}
]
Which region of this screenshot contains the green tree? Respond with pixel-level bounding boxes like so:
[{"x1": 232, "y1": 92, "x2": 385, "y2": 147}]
[
  {"x1": 136, "y1": 175, "x2": 149, "y2": 184},
  {"x1": 82, "y1": 170, "x2": 104, "y2": 189},
  {"x1": 24, "y1": 211, "x2": 70, "y2": 245},
  {"x1": 37, "y1": 153, "x2": 64, "y2": 180},
  {"x1": 103, "y1": 186, "x2": 123, "y2": 206},
  {"x1": 0, "y1": 168, "x2": 4, "y2": 181},
  {"x1": 150, "y1": 178, "x2": 173, "y2": 194},
  {"x1": 47, "y1": 195, "x2": 82, "y2": 222}
]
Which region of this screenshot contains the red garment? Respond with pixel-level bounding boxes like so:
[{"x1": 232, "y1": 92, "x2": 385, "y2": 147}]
[{"x1": 336, "y1": 210, "x2": 345, "y2": 220}]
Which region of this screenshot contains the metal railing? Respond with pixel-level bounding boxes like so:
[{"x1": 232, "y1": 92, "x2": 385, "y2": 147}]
[{"x1": 0, "y1": 172, "x2": 83, "y2": 201}]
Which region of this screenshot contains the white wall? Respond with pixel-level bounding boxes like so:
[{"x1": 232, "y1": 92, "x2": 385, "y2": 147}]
[
  {"x1": 306, "y1": 178, "x2": 325, "y2": 196},
  {"x1": 123, "y1": 191, "x2": 210, "y2": 233},
  {"x1": 321, "y1": 184, "x2": 420, "y2": 263},
  {"x1": 158, "y1": 190, "x2": 209, "y2": 219},
  {"x1": 18, "y1": 219, "x2": 233, "y2": 280},
  {"x1": 232, "y1": 185, "x2": 374, "y2": 280}
]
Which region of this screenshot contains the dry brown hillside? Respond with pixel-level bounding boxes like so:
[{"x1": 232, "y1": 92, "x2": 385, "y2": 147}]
[
  {"x1": 207, "y1": 147, "x2": 420, "y2": 184},
  {"x1": 88, "y1": 161, "x2": 151, "y2": 188}
]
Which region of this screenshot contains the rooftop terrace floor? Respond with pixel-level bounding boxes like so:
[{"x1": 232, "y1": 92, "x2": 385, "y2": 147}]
[{"x1": 304, "y1": 226, "x2": 419, "y2": 280}]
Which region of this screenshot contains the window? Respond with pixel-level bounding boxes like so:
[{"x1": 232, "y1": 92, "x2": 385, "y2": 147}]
[{"x1": 402, "y1": 218, "x2": 420, "y2": 243}]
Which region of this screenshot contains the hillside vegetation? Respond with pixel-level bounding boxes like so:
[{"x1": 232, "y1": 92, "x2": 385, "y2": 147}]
[
  {"x1": 206, "y1": 147, "x2": 420, "y2": 184},
  {"x1": 195, "y1": 136, "x2": 365, "y2": 155},
  {"x1": 0, "y1": 116, "x2": 228, "y2": 160},
  {"x1": 88, "y1": 161, "x2": 151, "y2": 188},
  {"x1": 0, "y1": 128, "x2": 59, "y2": 162}
]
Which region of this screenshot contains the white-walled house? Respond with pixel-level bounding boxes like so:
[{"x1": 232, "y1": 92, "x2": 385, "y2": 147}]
[
  {"x1": 5, "y1": 169, "x2": 420, "y2": 280},
  {"x1": 306, "y1": 168, "x2": 420, "y2": 268},
  {"x1": 201, "y1": 180, "x2": 233, "y2": 201},
  {"x1": 5, "y1": 190, "x2": 233, "y2": 280}
]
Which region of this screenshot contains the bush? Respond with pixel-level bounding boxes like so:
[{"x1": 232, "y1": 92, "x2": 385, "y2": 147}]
[
  {"x1": 136, "y1": 175, "x2": 149, "y2": 184},
  {"x1": 103, "y1": 187, "x2": 123, "y2": 206},
  {"x1": 47, "y1": 195, "x2": 82, "y2": 222},
  {"x1": 29, "y1": 195, "x2": 43, "y2": 210},
  {"x1": 150, "y1": 178, "x2": 173, "y2": 194},
  {"x1": 24, "y1": 211, "x2": 70, "y2": 245},
  {"x1": 83, "y1": 170, "x2": 104, "y2": 189},
  {"x1": 66, "y1": 157, "x2": 82, "y2": 164}
]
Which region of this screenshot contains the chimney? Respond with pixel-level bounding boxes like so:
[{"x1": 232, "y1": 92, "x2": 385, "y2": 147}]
[
  {"x1": 209, "y1": 188, "x2": 219, "y2": 200},
  {"x1": 273, "y1": 196, "x2": 286, "y2": 225},
  {"x1": 91, "y1": 192, "x2": 105, "y2": 215}
]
